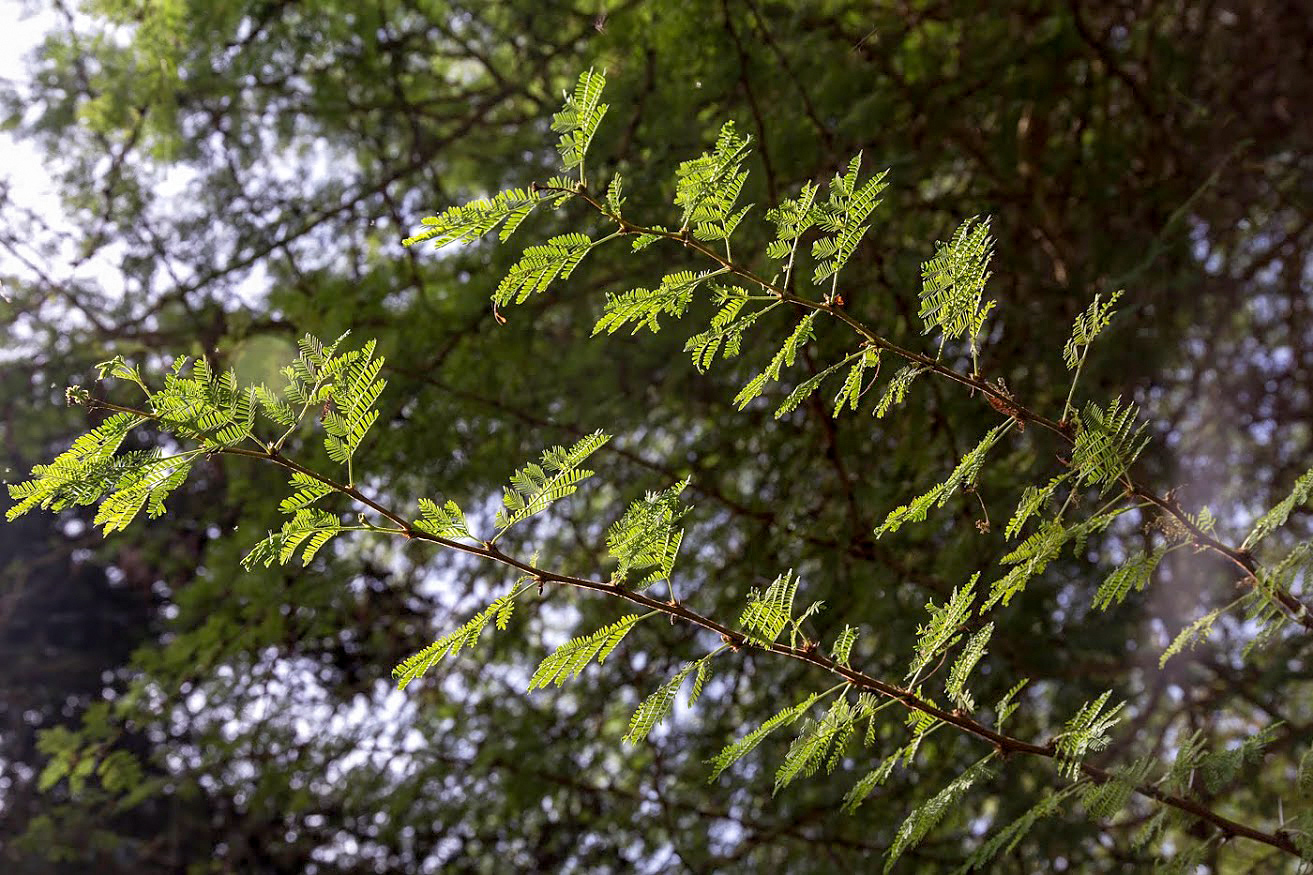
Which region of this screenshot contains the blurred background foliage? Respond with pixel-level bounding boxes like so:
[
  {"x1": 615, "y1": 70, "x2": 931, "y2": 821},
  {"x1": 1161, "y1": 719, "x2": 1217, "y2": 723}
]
[{"x1": 1, "y1": 1, "x2": 1310, "y2": 871}]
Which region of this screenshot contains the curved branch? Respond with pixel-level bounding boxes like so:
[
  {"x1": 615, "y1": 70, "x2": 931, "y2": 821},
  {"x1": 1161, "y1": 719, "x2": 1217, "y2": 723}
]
[
  {"x1": 543, "y1": 184, "x2": 1313, "y2": 633},
  {"x1": 81, "y1": 404, "x2": 1290, "y2": 861}
]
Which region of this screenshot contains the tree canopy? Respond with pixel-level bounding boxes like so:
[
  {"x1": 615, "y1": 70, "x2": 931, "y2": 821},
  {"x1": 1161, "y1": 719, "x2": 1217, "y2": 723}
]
[{"x1": 2, "y1": 2, "x2": 1312, "y2": 872}]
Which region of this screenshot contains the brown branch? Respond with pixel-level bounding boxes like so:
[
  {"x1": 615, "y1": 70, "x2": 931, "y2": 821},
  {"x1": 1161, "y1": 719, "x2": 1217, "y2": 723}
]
[
  {"x1": 245, "y1": 443, "x2": 1303, "y2": 860},
  {"x1": 79, "y1": 396, "x2": 1301, "y2": 860},
  {"x1": 540, "y1": 184, "x2": 1313, "y2": 634}
]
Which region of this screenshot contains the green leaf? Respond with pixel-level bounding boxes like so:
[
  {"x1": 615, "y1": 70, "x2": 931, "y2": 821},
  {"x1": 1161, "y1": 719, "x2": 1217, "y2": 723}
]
[
  {"x1": 878, "y1": 424, "x2": 1009, "y2": 536},
  {"x1": 1080, "y1": 755, "x2": 1154, "y2": 820},
  {"x1": 1064, "y1": 289, "x2": 1124, "y2": 369},
  {"x1": 320, "y1": 339, "x2": 387, "y2": 468},
  {"x1": 953, "y1": 790, "x2": 1068, "y2": 874},
  {"x1": 528, "y1": 613, "x2": 646, "y2": 689},
  {"x1": 833, "y1": 348, "x2": 878, "y2": 416},
  {"x1": 733, "y1": 312, "x2": 818, "y2": 410},
  {"x1": 1054, "y1": 691, "x2": 1124, "y2": 779},
  {"x1": 774, "y1": 356, "x2": 852, "y2": 419},
  {"x1": 765, "y1": 182, "x2": 820, "y2": 261},
  {"x1": 1093, "y1": 546, "x2": 1166, "y2": 611},
  {"x1": 241, "y1": 507, "x2": 344, "y2": 568},
  {"x1": 993, "y1": 679, "x2": 1029, "y2": 732},
  {"x1": 1005, "y1": 476, "x2": 1065, "y2": 539},
  {"x1": 945, "y1": 622, "x2": 992, "y2": 710},
  {"x1": 624, "y1": 657, "x2": 711, "y2": 744},
  {"x1": 831, "y1": 625, "x2": 859, "y2": 666},
  {"x1": 1244, "y1": 465, "x2": 1313, "y2": 549},
  {"x1": 708, "y1": 693, "x2": 820, "y2": 781},
  {"x1": 594, "y1": 271, "x2": 709, "y2": 335},
  {"x1": 1198, "y1": 724, "x2": 1281, "y2": 793},
  {"x1": 1070, "y1": 397, "x2": 1149, "y2": 493},
  {"x1": 496, "y1": 431, "x2": 611, "y2": 532},
  {"x1": 1159, "y1": 603, "x2": 1232, "y2": 668},
  {"x1": 552, "y1": 68, "x2": 608, "y2": 177},
  {"x1": 6, "y1": 412, "x2": 145, "y2": 521},
  {"x1": 873, "y1": 365, "x2": 925, "y2": 419},
  {"x1": 775, "y1": 698, "x2": 856, "y2": 793},
  {"x1": 402, "y1": 187, "x2": 540, "y2": 249},
  {"x1": 907, "y1": 576, "x2": 977, "y2": 682},
  {"x1": 684, "y1": 290, "x2": 772, "y2": 372},
  {"x1": 886, "y1": 758, "x2": 994, "y2": 872},
  {"x1": 606, "y1": 479, "x2": 690, "y2": 585},
  {"x1": 93, "y1": 452, "x2": 197, "y2": 534},
  {"x1": 495, "y1": 232, "x2": 596, "y2": 306},
  {"x1": 414, "y1": 497, "x2": 471, "y2": 540},
  {"x1": 739, "y1": 570, "x2": 800, "y2": 644},
  {"x1": 674, "y1": 121, "x2": 752, "y2": 235},
  {"x1": 811, "y1": 154, "x2": 888, "y2": 285},
  {"x1": 918, "y1": 216, "x2": 996, "y2": 363},
  {"x1": 841, "y1": 747, "x2": 903, "y2": 813},
  {"x1": 393, "y1": 593, "x2": 520, "y2": 690},
  {"x1": 280, "y1": 470, "x2": 334, "y2": 514}
]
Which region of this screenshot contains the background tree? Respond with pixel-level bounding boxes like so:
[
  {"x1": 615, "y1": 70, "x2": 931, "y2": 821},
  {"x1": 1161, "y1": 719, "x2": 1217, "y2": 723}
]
[{"x1": 1, "y1": 1, "x2": 1311, "y2": 872}]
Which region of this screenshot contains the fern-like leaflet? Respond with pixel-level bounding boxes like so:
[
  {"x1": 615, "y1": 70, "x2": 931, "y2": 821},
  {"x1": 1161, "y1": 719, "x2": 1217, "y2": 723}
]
[
  {"x1": 1093, "y1": 546, "x2": 1168, "y2": 611},
  {"x1": 495, "y1": 232, "x2": 597, "y2": 307},
  {"x1": 1054, "y1": 691, "x2": 1124, "y2": 779},
  {"x1": 624, "y1": 655, "x2": 714, "y2": 744},
  {"x1": 906, "y1": 576, "x2": 978, "y2": 683},
  {"x1": 832, "y1": 348, "x2": 878, "y2": 416},
  {"x1": 401, "y1": 187, "x2": 540, "y2": 249},
  {"x1": 873, "y1": 365, "x2": 925, "y2": 419},
  {"x1": 885, "y1": 757, "x2": 995, "y2": 872},
  {"x1": 6, "y1": 412, "x2": 145, "y2": 520},
  {"x1": 773, "y1": 353, "x2": 859, "y2": 419},
  {"x1": 242, "y1": 508, "x2": 345, "y2": 569},
  {"x1": 527, "y1": 613, "x2": 647, "y2": 689},
  {"x1": 945, "y1": 622, "x2": 993, "y2": 710},
  {"x1": 733, "y1": 312, "x2": 819, "y2": 410},
  {"x1": 774, "y1": 697, "x2": 857, "y2": 793},
  {"x1": 673, "y1": 121, "x2": 752, "y2": 238},
  {"x1": 494, "y1": 430, "x2": 611, "y2": 534},
  {"x1": 683, "y1": 288, "x2": 776, "y2": 372},
  {"x1": 918, "y1": 216, "x2": 997, "y2": 372},
  {"x1": 738, "y1": 570, "x2": 801, "y2": 645},
  {"x1": 830, "y1": 624, "x2": 859, "y2": 666},
  {"x1": 877, "y1": 423, "x2": 1010, "y2": 536},
  {"x1": 321, "y1": 339, "x2": 386, "y2": 482},
  {"x1": 1064, "y1": 290, "x2": 1124, "y2": 370},
  {"x1": 553, "y1": 68, "x2": 608, "y2": 184},
  {"x1": 392, "y1": 590, "x2": 521, "y2": 690},
  {"x1": 1243, "y1": 464, "x2": 1313, "y2": 549},
  {"x1": 414, "y1": 497, "x2": 471, "y2": 541},
  {"x1": 606, "y1": 479, "x2": 690, "y2": 586},
  {"x1": 810, "y1": 153, "x2": 888, "y2": 290},
  {"x1": 593, "y1": 270, "x2": 716, "y2": 335},
  {"x1": 954, "y1": 789, "x2": 1072, "y2": 874},
  {"x1": 1070, "y1": 397, "x2": 1149, "y2": 493},
  {"x1": 708, "y1": 692, "x2": 822, "y2": 781}
]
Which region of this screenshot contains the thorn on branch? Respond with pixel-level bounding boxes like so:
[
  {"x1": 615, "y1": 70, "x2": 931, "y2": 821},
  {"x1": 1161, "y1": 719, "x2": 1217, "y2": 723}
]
[{"x1": 985, "y1": 381, "x2": 1026, "y2": 431}]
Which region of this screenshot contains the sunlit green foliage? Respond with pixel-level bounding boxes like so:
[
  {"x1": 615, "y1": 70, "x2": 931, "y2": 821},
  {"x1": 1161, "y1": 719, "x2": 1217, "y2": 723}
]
[{"x1": 9, "y1": 59, "x2": 1313, "y2": 875}]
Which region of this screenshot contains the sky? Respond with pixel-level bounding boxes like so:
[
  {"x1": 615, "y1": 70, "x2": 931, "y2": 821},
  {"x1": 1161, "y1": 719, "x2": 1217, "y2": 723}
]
[{"x1": 0, "y1": 3, "x2": 57, "y2": 218}]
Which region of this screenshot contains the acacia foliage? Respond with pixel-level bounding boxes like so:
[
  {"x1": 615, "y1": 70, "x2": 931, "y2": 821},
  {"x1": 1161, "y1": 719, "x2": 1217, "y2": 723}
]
[
  {"x1": 10, "y1": 68, "x2": 1313, "y2": 872},
  {"x1": 5, "y1": 3, "x2": 1313, "y2": 872}
]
